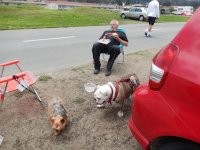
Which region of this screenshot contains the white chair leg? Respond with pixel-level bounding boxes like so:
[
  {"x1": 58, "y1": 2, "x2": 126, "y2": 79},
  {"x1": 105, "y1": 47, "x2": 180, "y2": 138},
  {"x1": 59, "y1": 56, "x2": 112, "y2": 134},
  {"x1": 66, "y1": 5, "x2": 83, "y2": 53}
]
[{"x1": 30, "y1": 85, "x2": 42, "y2": 103}]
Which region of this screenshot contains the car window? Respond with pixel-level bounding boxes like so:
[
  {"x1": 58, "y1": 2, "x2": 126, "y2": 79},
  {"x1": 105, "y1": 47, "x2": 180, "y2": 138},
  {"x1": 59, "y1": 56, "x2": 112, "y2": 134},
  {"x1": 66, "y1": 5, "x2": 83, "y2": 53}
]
[
  {"x1": 135, "y1": 8, "x2": 142, "y2": 12},
  {"x1": 130, "y1": 8, "x2": 135, "y2": 12}
]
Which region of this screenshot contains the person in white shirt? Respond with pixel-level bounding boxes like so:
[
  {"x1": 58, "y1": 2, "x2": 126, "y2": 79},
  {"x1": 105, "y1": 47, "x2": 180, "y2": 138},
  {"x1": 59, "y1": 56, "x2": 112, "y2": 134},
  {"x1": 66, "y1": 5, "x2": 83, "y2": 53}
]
[{"x1": 145, "y1": 0, "x2": 160, "y2": 37}]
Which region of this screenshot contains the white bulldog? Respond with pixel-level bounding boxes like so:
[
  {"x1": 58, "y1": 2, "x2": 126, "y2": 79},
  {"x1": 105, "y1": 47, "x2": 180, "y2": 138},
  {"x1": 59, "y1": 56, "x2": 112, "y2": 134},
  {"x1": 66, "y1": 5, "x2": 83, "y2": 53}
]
[{"x1": 94, "y1": 74, "x2": 140, "y2": 117}]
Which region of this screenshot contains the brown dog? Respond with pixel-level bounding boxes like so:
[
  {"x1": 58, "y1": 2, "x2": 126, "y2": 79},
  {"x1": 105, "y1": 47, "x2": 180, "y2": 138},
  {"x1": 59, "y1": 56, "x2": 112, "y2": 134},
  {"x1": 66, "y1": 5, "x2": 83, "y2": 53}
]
[
  {"x1": 48, "y1": 98, "x2": 69, "y2": 135},
  {"x1": 94, "y1": 73, "x2": 140, "y2": 117}
]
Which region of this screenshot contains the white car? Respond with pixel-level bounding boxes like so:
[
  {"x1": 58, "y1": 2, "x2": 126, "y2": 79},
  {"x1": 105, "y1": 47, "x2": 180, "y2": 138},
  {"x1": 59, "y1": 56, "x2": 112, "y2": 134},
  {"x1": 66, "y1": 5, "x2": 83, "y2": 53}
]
[
  {"x1": 120, "y1": 7, "x2": 147, "y2": 21},
  {"x1": 172, "y1": 11, "x2": 183, "y2": 15}
]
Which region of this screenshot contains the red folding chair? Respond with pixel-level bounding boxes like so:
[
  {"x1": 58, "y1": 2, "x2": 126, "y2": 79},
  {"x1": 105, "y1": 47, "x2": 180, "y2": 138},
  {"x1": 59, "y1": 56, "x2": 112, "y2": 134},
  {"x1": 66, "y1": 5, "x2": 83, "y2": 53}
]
[
  {"x1": 0, "y1": 60, "x2": 42, "y2": 108},
  {"x1": 0, "y1": 60, "x2": 22, "y2": 78}
]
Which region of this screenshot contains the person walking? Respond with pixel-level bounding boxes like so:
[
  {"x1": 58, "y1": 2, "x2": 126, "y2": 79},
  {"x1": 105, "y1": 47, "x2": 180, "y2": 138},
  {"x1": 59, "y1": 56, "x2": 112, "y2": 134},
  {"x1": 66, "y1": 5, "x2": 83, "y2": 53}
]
[
  {"x1": 92, "y1": 19, "x2": 128, "y2": 76},
  {"x1": 145, "y1": 0, "x2": 160, "y2": 37}
]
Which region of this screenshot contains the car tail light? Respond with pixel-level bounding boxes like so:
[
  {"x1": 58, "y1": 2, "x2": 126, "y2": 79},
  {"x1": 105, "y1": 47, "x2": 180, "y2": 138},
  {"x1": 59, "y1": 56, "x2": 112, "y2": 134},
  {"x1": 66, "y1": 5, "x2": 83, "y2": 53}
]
[{"x1": 149, "y1": 43, "x2": 179, "y2": 90}]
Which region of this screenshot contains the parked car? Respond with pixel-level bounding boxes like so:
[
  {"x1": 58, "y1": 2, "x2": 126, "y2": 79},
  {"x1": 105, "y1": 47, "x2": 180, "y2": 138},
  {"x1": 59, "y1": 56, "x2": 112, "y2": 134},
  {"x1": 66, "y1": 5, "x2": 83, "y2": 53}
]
[
  {"x1": 172, "y1": 10, "x2": 184, "y2": 15},
  {"x1": 129, "y1": 6, "x2": 200, "y2": 150},
  {"x1": 181, "y1": 11, "x2": 193, "y2": 16},
  {"x1": 160, "y1": 8, "x2": 171, "y2": 14},
  {"x1": 120, "y1": 7, "x2": 147, "y2": 21}
]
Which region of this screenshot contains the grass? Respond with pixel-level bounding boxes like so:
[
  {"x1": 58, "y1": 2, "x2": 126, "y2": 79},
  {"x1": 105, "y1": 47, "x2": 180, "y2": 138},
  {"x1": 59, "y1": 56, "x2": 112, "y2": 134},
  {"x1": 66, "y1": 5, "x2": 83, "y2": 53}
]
[
  {"x1": 71, "y1": 66, "x2": 85, "y2": 73},
  {"x1": 0, "y1": 4, "x2": 190, "y2": 30},
  {"x1": 0, "y1": 4, "x2": 121, "y2": 30},
  {"x1": 12, "y1": 91, "x2": 24, "y2": 98},
  {"x1": 38, "y1": 74, "x2": 52, "y2": 81},
  {"x1": 74, "y1": 97, "x2": 86, "y2": 104},
  {"x1": 158, "y1": 15, "x2": 190, "y2": 23}
]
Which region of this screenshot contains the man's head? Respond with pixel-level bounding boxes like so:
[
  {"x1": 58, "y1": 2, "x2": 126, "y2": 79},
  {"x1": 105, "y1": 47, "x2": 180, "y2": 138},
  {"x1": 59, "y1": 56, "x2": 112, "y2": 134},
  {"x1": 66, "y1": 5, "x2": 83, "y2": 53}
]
[{"x1": 110, "y1": 19, "x2": 119, "y2": 31}]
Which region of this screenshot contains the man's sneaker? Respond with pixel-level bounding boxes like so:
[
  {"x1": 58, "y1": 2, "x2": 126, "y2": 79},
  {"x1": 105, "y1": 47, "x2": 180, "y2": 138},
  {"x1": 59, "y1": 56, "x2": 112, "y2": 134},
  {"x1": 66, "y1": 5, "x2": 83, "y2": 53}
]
[
  {"x1": 105, "y1": 69, "x2": 112, "y2": 76},
  {"x1": 147, "y1": 32, "x2": 151, "y2": 37},
  {"x1": 145, "y1": 32, "x2": 147, "y2": 37},
  {"x1": 93, "y1": 69, "x2": 100, "y2": 74}
]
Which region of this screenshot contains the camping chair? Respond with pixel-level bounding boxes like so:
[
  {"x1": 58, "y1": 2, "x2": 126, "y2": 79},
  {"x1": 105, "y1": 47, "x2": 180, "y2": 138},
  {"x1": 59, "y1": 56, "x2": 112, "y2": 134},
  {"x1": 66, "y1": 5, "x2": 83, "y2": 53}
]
[
  {"x1": 0, "y1": 60, "x2": 42, "y2": 108},
  {"x1": 102, "y1": 28, "x2": 126, "y2": 64}
]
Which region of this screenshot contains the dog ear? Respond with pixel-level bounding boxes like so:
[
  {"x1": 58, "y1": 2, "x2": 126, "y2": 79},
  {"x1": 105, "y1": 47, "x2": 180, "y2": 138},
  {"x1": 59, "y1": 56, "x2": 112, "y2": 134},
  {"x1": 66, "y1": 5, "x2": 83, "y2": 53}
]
[{"x1": 60, "y1": 118, "x2": 66, "y2": 124}]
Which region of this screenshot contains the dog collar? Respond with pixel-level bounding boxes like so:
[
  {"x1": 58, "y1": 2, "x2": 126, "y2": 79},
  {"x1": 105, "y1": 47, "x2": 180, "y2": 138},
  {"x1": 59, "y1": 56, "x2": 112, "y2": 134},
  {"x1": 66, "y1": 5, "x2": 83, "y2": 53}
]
[{"x1": 107, "y1": 82, "x2": 119, "y2": 104}]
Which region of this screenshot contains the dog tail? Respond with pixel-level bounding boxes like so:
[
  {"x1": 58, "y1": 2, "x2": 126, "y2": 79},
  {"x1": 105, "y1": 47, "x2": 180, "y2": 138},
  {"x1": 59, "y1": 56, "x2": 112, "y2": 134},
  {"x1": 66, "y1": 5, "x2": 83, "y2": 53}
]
[
  {"x1": 129, "y1": 74, "x2": 140, "y2": 88},
  {"x1": 119, "y1": 74, "x2": 140, "y2": 87}
]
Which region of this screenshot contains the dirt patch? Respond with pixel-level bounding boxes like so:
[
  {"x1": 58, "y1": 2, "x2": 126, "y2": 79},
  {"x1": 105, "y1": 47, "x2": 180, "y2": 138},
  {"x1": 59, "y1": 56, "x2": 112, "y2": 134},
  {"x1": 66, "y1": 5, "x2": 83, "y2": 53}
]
[{"x1": 0, "y1": 49, "x2": 158, "y2": 150}]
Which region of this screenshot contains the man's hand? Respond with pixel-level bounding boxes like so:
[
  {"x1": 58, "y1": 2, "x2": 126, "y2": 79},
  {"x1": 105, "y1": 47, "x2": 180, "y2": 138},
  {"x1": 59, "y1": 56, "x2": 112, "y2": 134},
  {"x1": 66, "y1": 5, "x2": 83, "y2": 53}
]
[
  {"x1": 112, "y1": 33, "x2": 120, "y2": 40},
  {"x1": 112, "y1": 32, "x2": 128, "y2": 47}
]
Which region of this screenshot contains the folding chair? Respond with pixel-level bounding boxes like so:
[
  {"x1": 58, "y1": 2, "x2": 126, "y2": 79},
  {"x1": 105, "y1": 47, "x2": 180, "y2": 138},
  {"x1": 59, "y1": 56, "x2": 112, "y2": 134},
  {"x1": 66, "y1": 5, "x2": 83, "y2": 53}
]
[
  {"x1": 0, "y1": 60, "x2": 21, "y2": 78},
  {"x1": 0, "y1": 60, "x2": 42, "y2": 108},
  {"x1": 102, "y1": 28, "x2": 126, "y2": 64}
]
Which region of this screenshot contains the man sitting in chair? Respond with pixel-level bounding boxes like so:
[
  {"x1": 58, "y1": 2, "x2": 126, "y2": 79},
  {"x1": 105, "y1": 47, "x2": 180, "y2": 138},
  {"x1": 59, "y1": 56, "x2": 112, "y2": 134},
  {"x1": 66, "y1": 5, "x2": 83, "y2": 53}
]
[{"x1": 92, "y1": 19, "x2": 129, "y2": 76}]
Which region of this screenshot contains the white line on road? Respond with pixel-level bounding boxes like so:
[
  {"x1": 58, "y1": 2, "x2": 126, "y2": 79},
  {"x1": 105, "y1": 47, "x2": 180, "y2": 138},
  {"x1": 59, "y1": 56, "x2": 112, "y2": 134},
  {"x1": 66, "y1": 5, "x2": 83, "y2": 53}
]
[{"x1": 23, "y1": 36, "x2": 76, "y2": 43}]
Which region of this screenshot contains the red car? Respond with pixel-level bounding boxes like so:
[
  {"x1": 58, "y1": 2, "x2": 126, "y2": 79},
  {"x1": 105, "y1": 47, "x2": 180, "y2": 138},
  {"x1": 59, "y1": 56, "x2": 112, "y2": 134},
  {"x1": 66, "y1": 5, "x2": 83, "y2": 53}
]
[
  {"x1": 181, "y1": 11, "x2": 193, "y2": 16},
  {"x1": 129, "y1": 7, "x2": 200, "y2": 150}
]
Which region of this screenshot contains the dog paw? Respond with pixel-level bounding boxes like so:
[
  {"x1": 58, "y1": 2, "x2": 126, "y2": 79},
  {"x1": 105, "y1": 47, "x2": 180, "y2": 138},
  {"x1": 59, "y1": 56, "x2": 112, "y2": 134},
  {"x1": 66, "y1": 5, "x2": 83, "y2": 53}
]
[{"x1": 117, "y1": 111, "x2": 124, "y2": 117}]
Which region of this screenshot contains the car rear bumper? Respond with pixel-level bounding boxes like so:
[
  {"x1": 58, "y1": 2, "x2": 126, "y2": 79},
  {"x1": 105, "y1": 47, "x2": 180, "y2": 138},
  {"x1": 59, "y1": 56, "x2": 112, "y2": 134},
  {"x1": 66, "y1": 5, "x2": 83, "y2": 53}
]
[
  {"x1": 128, "y1": 82, "x2": 165, "y2": 149},
  {"x1": 128, "y1": 83, "x2": 152, "y2": 149},
  {"x1": 129, "y1": 116, "x2": 149, "y2": 149},
  {"x1": 128, "y1": 82, "x2": 200, "y2": 149}
]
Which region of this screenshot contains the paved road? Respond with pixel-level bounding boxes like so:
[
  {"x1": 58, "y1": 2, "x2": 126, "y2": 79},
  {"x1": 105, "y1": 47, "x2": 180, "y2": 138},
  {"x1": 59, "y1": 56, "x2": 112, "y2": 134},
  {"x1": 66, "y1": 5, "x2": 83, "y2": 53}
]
[{"x1": 0, "y1": 22, "x2": 185, "y2": 75}]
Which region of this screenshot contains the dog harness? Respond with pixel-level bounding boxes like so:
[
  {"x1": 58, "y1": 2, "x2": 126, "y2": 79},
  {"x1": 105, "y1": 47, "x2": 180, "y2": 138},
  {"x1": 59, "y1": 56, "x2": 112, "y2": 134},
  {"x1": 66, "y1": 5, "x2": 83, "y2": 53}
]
[
  {"x1": 107, "y1": 75, "x2": 138, "y2": 104},
  {"x1": 107, "y1": 82, "x2": 119, "y2": 104}
]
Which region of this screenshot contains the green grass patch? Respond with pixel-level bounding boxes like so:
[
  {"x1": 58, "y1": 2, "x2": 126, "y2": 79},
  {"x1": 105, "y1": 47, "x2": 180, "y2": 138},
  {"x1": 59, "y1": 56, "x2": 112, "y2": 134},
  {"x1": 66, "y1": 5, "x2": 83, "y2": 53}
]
[
  {"x1": 38, "y1": 74, "x2": 52, "y2": 81},
  {"x1": 12, "y1": 91, "x2": 24, "y2": 98},
  {"x1": 74, "y1": 97, "x2": 86, "y2": 104},
  {"x1": 71, "y1": 66, "x2": 85, "y2": 73},
  {"x1": 0, "y1": 5, "x2": 121, "y2": 30},
  {"x1": 158, "y1": 15, "x2": 190, "y2": 23},
  {"x1": 0, "y1": 4, "x2": 190, "y2": 30}
]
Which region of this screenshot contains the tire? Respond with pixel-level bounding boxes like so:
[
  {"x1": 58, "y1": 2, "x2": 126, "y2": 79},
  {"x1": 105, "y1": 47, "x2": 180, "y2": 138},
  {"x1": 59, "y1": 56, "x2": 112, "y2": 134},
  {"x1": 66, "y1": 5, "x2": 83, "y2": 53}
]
[
  {"x1": 158, "y1": 141, "x2": 200, "y2": 150},
  {"x1": 139, "y1": 15, "x2": 144, "y2": 21},
  {"x1": 121, "y1": 14, "x2": 126, "y2": 19},
  {"x1": 161, "y1": 9, "x2": 165, "y2": 14}
]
